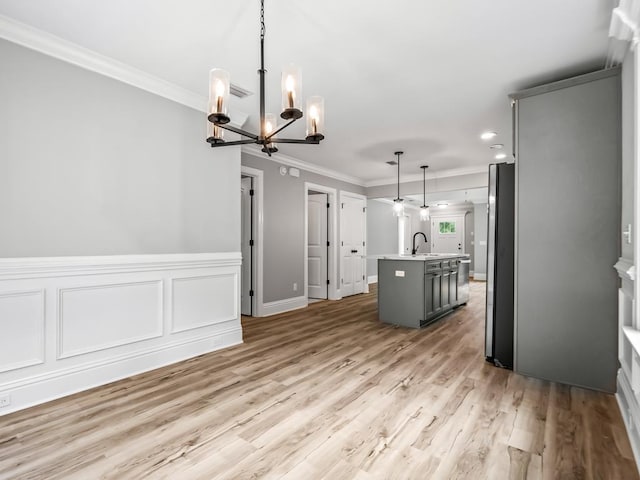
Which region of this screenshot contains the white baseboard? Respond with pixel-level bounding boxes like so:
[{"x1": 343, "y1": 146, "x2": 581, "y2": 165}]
[
  {"x1": 473, "y1": 273, "x2": 487, "y2": 281},
  {"x1": 262, "y1": 295, "x2": 307, "y2": 316},
  {"x1": 368, "y1": 275, "x2": 378, "y2": 284},
  {"x1": 0, "y1": 252, "x2": 242, "y2": 415},
  {"x1": 0, "y1": 327, "x2": 242, "y2": 416},
  {"x1": 617, "y1": 370, "x2": 640, "y2": 474}
]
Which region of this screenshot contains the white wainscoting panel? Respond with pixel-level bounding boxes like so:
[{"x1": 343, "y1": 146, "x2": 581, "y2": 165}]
[
  {"x1": 171, "y1": 274, "x2": 237, "y2": 333},
  {"x1": 0, "y1": 253, "x2": 242, "y2": 415},
  {"x1": 0, "y1": 290, "x2": 45, "y2": 373},
  {"x1": 614, "y1": 258, "x2": 640, "y2": 469},
  {"x1": 58, "y1": 281, "x2": 163, "y2": 359}
]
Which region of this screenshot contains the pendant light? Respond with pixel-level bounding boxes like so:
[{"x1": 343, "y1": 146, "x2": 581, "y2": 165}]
[
  {"x1": 206, "y1": 0, "x2": 325, "y2": 156},
  {"x1": 393, "y1": 151, "x2": 404, "y2": 217},
  {"x1": 420, "y1": 165, "x2": 430, "y2": 221}
]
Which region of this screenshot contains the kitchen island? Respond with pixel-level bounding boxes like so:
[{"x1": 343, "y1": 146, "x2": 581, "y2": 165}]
[{"x1": 378, "y1": 254, "x2": 470, "y2": 328}]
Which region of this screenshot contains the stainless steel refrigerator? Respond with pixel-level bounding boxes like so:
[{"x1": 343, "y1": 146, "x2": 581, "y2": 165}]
[{"x1": 485, "y1": 163, "x2": 514, "y2": 369}]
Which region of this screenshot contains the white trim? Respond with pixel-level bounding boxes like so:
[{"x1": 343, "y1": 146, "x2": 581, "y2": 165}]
[
  {"x1": 367, "y1": 275, "x2": 378, "y2": 284},
  {"x1": 0, "y1": 14, "x2": 248, "y2": 126},
  {"x1": 241, "y1": 166, "x2": 265, "y2": 317},
  {"x1": 616, "y1": 257, "x2": 637, "y2": 282},
  {"x1": 242, "y1": 145, "x2": 365, "y2": 187},
  {"x1": 261, "y1": 296, "x2": 308, "y2": 317},
  {"x1": 0, "y1": 252, "x2": 241, "y2": 279},
  {"x1": 473, "y1": 273, "x2": 487, "y2": 281},
  {"x1": 364, "y1": 165, "x2": 488, "y2": 188},
  {"x1": 304, "y1": 183, "x2": 340, "y2": 301},
  {"x1": 635, "y1": 45, "x2": 640, "y2": 333},
  {"x1": 617, "y1": 370, "x2": 640, "y2": 471},
  {"x1": 0, "y1": 326, "x2": 242, "y2": 416}
]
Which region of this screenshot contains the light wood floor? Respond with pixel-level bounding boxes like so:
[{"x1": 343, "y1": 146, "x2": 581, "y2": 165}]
[{"x1": 0, "y1": 282, "x2": 637, "y2": 479}]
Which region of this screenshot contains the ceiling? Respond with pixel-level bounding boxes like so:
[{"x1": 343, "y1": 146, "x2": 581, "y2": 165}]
[{"x1": 0, "y1": 0, "x2": 614, "y2": 185}]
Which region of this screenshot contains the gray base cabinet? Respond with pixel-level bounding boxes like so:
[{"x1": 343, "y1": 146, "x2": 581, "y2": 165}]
[{"x1": 378, "y1": 256, "x2": 468, "y2": 329}]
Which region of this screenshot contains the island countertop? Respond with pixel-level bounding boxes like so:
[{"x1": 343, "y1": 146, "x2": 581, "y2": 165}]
[{"x1": 380, "y1": 253, "x2": 470, "y2": 261}]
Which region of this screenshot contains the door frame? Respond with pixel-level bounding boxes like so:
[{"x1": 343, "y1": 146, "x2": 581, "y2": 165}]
[
  {"x1": 304, "y1": 182, "x2": 340, "y2": 301},
  {"x1": 339, "y1": 190, "x2": 368, "y2": 295},
  {"x1": 240, "y1": 166, "x2": 264, "y2": 316}
]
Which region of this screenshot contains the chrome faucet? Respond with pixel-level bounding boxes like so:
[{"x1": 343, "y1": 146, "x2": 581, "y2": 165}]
[{"x1": 412, "y1": 232, "x2": 428, "y2": 255}]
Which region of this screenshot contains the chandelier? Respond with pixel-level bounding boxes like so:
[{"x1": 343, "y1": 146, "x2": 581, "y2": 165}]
[{"x1": 206, "y1": 0, "x2": 325, "y2": 155}]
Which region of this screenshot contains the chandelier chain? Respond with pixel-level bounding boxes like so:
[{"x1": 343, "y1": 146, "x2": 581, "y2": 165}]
[{"x1": 260, "y1": 0, "x2": 265, "y2": 40}]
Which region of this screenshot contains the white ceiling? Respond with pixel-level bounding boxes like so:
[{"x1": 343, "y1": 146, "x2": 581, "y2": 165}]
[{"x1": 0, "y1": 0, "x2": 613, "y2": 184}]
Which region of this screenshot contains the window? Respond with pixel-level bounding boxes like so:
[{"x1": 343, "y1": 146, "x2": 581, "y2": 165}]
[{"x1": 439, "y1": 221, "x2": 456, "y2": 234}]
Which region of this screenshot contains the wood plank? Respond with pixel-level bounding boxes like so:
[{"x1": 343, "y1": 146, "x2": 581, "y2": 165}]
[{"x1": 0, "y1": 282, "x2": 637, "y2": 479}]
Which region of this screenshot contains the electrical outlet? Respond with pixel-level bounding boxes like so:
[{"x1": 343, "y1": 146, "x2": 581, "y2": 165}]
[
  {"x1": 293, "y1": 282, "x2": 298, "y2": 292},
  {"x1": 0, "y1": 394, "x2": 11, "y2": 409}
]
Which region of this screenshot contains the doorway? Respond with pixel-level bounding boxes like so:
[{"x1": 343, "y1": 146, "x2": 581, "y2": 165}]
[
  {"x1": 307, "y1": 191, "x2": 328, "y2": 300},
  {"x1": 240, "y1": 166, "x2": 264, "y2": 317},
  {"x1": 430, "y1": 214, "x2": 465, "y2": 254}
]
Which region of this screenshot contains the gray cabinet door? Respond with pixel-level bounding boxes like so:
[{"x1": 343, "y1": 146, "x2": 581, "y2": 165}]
[
  {"x1": 449, "y1": 268, "x2": 458, "y2": 307},
  {"x1": 513, "y1": 69, "x2": 620, "y2": 393},
  {"x1": 441, "y1": 270, "x2": 451, "y2": 310},
  {"x1": 425, "y1": 272, "x2": 438, "y2": 319}
]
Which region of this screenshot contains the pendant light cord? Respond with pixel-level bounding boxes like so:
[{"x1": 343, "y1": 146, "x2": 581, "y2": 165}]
[
  {"x1": 423, "y1": 167, "x2": 426, "y2": 206},
  {"x1": 260, "y1": 0, "x2": 265, "y2": 41},
  {"x1": 397, "y1": 154, "x2": 400, "y2": 199}
]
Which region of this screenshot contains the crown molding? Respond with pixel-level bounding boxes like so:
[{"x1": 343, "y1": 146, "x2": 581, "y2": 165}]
[
  {"x1": 0, "y1": 14, "x2": 248, "y2": 127},
  {"x1": 241, "y1": 145, "x2": 366, "y2": 187},
  {"x1": 364, "y1": 165, "x2": 488, "y2": 188}
]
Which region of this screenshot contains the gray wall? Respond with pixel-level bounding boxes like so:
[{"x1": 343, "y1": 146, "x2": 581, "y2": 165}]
[
  {"x1": 514, "y1": 69, "x2": 621, "y2": 392},
  {"x1": 366, "y1": 199, "x2": 399, "y2": 277},
  {"x1": 241, "y1": 152, "x2": 365, "y2": 303},
  {"x1": 473, "y1": 203, "x2": 488, "y2": 277},
  {"x1": 622, "y1": 50, "x2": 634, "y2": 261},
  {"x1": 0, "y1": 39, "x2": 240, "y2": 257}
]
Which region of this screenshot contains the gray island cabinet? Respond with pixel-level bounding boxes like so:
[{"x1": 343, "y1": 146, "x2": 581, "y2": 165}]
[{"x1": 378, "y1": 254, "x2": 470, "y2": 328}]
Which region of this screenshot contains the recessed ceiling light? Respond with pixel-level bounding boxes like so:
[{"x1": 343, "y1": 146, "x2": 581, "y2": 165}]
[
  {"x1": 481, "y1": 131, "x2": 497, "y2": 140},
  {"x1": 495, "y1": 153, "x2": 507, "y2": 160},
  {"x1": 489, "y1": 143, "x2": 504, "y2": 150},
  {"x1": 437, "y1": 203, "x2": 448, "y2": 208}
]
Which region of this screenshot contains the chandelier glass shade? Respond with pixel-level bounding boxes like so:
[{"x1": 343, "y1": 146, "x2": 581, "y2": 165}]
[{"x1": 206, "y1": 0, "x2": 325, "y2": 155}]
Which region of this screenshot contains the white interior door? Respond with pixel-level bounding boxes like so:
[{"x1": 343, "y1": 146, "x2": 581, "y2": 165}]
[
  {"x1": 240, "y1": 177, "x2": 253, "y2": 315},
  {"x1": 341, "y1": 194, "x2": 366, "y2": 297},
  {"x1": 431, "y1": 215, "x2": 464, "y2": 254},
  {"x1": 308, "y1": 193, "x2": 328, "y2": 299}
]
